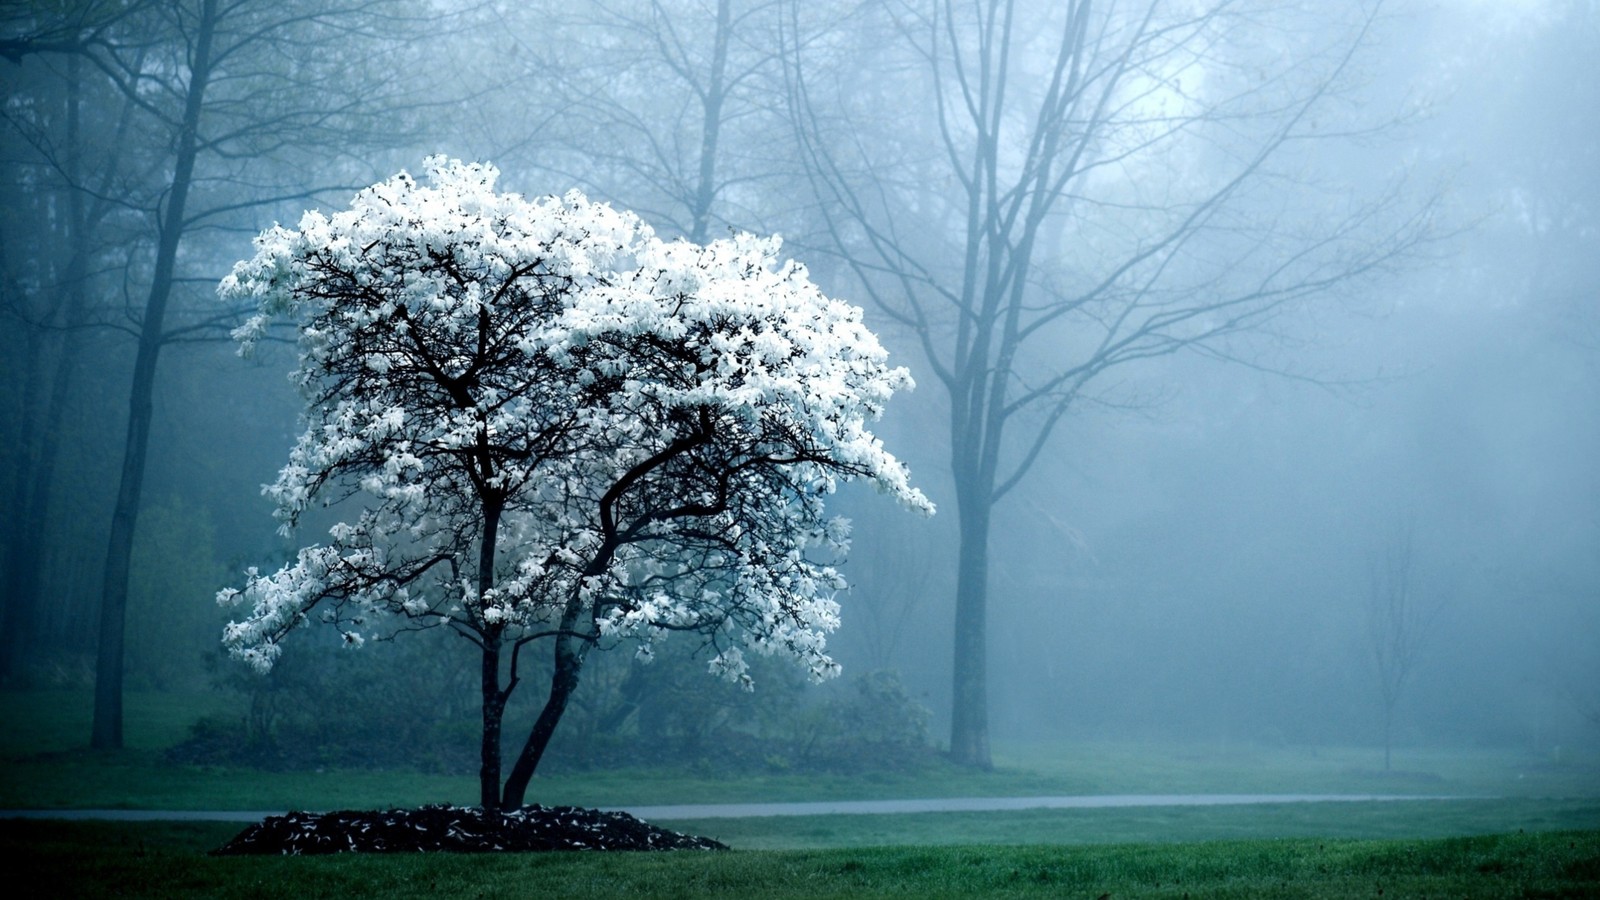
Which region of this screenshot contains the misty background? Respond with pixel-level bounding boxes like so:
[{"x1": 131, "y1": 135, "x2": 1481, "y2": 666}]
[{"x1": 1, "y1": 0, "x2": 1595, "y2": 771}]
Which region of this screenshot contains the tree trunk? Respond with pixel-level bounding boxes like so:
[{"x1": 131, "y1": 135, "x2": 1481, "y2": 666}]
[
  {"x1": 501, "y1": 632, "x2": 588, "y2": 810},
  {"x1": 2, "y1": 55, "x2": 87, "y2": 681},
  {"x1": 2, "y1": 307, "x2": 82, "y2": 681},
  {"x1": 948, "y1": 488, "x2": 993, "y2": 769},
  {"x1": 1, "y1": 335, "x2": 46, "y2": 681},
  {"x1": 91, "y1": 0, "x2": 217, "y2": 750},
  {"x1": 948, "y1": 322, "x2": 1002, "y2": 769},
  {"x1": 1382, "y1": 700, "x2": 1394, "y2": 772},
  {"x1": 497, "y1": 442, "x2": 691, "y2": 806},
  {"x1": 595, "y1": 658, "x2": 651, "y2": 734},
  {"x1": 476, "y1": 498, "x2": 505, "y2": 809},
  {"x1": 686, "y1": 0, "x2": 730, "y2": 244},
  {"x1": 479, "y1": 635, "x2": 505, "y2": 808}
]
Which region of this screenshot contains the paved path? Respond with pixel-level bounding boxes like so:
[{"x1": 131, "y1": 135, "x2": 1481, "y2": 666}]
[
  {"x1": 622, "y1": 793, "x2": 1458, "y2": 820},
  {"x1": 1, "y1": 793, "x2": 1461, "y2": 822}
]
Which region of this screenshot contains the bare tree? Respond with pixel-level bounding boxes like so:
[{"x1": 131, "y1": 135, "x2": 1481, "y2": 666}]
[
  {"x1": 1366, "y1": 521, "x2": 1438, "y2": 772},
  {"x1": 842, "y1": 503, "x2": 938, "y2": 673},
  {"x1": 482, "y1": 0, "x2": 850, "y2": 244},
  {"x1": 786, "y1": 0, "x2": 1437, "y2": 767},
  {"x1": 0, "y1": 45, "x2": 140, "y2": 680}
]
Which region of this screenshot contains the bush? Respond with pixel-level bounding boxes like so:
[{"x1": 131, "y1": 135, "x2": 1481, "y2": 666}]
[
  {"x1": 167, "y1": 634, "x2": 936, "y2": 775},
  {"x1": 168, "y1": 634, "x2": 479, "y2": 772}
]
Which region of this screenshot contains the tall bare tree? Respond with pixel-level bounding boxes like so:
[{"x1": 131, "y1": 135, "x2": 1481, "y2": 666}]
[
  {"x1": 787, "y1": 0, "x2": 1436, "y2": 766},
  {"x1": 1, "y1": 53, "x2": 117, "y2": 679}
]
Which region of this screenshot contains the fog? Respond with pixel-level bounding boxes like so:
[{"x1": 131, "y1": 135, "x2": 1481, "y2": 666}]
[{"x1": 1, "y1": 0, "x2": 1595, "y2": 779}]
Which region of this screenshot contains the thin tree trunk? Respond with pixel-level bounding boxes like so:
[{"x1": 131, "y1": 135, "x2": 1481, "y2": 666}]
[
  {"x1": 2, "y1": 303, "x2": 84, "y2": 680},
  {"x1": 948, "y1": 297, "x2": 1002, "y2": 769},
  {"x1": 1383, "y1": 701, "x2": 1394, "y2": 772},
  {"x1": 477, "y1": 498, "x2": 505, "y2": 809},
  {"x1": 0, "y1": 331, "x2": 46, "y2": 681},
  {"x1": 2, "y1": 55, "x2": 86, "y2": 681},
  {"x1": 498, "y1": 438, "x2": 702, "y2": 806},
  {"x1": 686, "y1": 0, "x2": 730, "y2": 244},
  {"x1": 92, "y1": 0, "x2": 217, "y2": 749},
  {"x1": 501, "y1": 630, "x2": 588, "y2": 810},
  {"x1": 595, "y1": 658, "x2": 651, "y2": 734}
]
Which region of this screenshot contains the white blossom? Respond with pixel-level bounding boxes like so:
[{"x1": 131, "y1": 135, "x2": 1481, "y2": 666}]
[{"x1": 218, "y1": 156, "x2": 930, "y2": 695}]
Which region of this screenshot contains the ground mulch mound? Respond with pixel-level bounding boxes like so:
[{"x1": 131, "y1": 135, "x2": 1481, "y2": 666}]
[{"x1": 212, "y1": 804, "x2": 728, "y2": 855}]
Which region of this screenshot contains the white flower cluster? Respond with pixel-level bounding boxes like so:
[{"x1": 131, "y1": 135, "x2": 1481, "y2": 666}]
[{"x1": 218, "y1": 156, "x2": 930, "y2": 685}]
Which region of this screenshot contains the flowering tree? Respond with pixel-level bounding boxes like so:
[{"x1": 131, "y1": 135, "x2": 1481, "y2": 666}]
[{"x1": 218, "y1": 157, "x2": 929, "y2": 810}]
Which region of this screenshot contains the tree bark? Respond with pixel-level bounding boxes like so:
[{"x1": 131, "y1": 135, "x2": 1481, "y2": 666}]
[
  {"x1": 477, "y1": 498, "x2": 505, "y2": 809},
  {"x1": 501, "y1": 627, "x2": 589, "y2": 809},
  {"x1": 2, "y1": 293, "x2": 84, "y2": 680},
  {"x1": 91, "y1": 0, "x2": 217, "y2": 750},
  {"x1": 686, "y1": 0, "x2": 731, "y2": 244},
  {"x1": 948, "y1": 483, "x2": 994, "y2": 769},
  {"x1": 501, "y1": 536, "x2": 619, "y2": 810},
  {"x1": 479, "y1": 635, "x2": 505, "y2": 808},
  {"x1": 2, "y1": 54, "x2": 87, "y2": 681},
  {"x1": 1383, "y1": 704, "x2": 1393, "y2": 772},
  {"x1": 1, "y1": 334, "x2": 47, "y2": 681}
]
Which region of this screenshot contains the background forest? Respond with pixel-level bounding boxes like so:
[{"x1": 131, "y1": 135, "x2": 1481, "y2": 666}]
[{"x1": 1, "y1": 0, "x2": 1595, "y2": 777}]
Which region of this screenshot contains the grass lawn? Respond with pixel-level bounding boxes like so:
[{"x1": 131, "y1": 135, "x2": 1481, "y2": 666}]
[
  {"x1": 666, "y1": 798, "x2": 1600, "y2": 851},
  {"x1": 4, "y1": 688, "x2": 1599, "y2": 895},
  {"x1": 2, "y1": 687, "x2": 1597, "y2": 859},
  {"x1": 4, "y1": 819, "x2": 1596, "y2": 898},
  {"x1": 5, "y1": 688, "x2": 1598, "y2": 815}
]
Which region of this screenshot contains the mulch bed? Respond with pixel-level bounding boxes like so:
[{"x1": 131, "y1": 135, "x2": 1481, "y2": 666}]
[{"x1": 212, "y1": 804, "x2": 728, "y2": 855}]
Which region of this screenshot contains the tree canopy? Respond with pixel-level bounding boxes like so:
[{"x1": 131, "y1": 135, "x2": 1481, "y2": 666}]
[{"x1": 217, "y1": 157, "x2": 929, "y2": 807}]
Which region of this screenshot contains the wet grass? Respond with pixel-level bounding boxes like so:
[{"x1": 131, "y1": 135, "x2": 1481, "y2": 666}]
[
  {"x1": 6, "y1": 818, "x2": 1596, "y2": 898},
  {"x1": 0, "y1": 689, "x2": 234, "y2": 757},
  {"x1": 5, "y1": 688, "x2": 1599, "y2": 895},
  {"x1": 4, "y1": 688, "x2": 1597, "y2": 842},
  {"x1": 995, "y1": 738, "x2": 1600, "y2": 799},
  {"x1": 667, "y1": 797, "x2": 1600, "y2": 850}
]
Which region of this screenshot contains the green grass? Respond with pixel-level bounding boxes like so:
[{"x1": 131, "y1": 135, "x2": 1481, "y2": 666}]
[
  {"x1": 6, "y1": 689, "x2": 1598, "y2": 814},
  {"x1": 5, "y1": 819, "x2": 1596, "y2": 898},
  {"x1": 0, "y1": 689, "x2": 235, "y2": 757},
  {"x1": 995, "y1": 739, "x2": 1600, "y2": 799},
  {"x1": 7, "y1": 743, "x2": 1595, "y2": 814},
  {"x1": 4, "y1": 687, "x2": 1598, "y2": 860},
  {"x1": 8, "y1": 744, "x2": 1596, "y2": 815},
  {"x1": 6, "y1": 688, "x2": 1599, "y2": 895},
  {"x1": 666, "y1": 798, "x2": 1600, "y2": 850}
]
